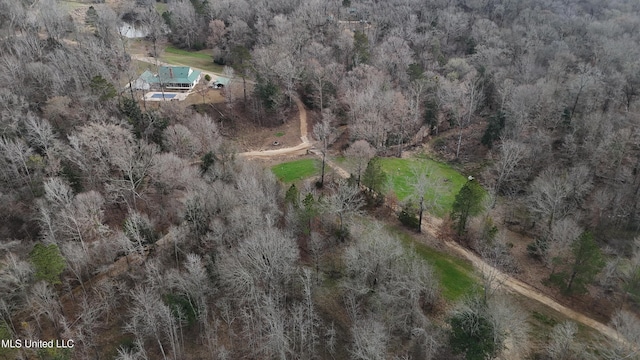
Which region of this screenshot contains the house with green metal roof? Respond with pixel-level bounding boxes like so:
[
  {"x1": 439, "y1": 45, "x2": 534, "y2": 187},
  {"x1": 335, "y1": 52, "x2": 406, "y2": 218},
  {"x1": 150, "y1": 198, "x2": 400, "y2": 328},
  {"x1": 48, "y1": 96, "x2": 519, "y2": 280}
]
[{"x1": 135, "y1": 66, "x2": 202, "y2": 91}]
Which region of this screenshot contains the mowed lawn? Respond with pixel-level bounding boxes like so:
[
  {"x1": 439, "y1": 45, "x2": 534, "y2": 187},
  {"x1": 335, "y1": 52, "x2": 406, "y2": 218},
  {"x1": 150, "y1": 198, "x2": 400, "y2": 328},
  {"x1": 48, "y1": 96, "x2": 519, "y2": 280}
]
[
  {"x1": 388, "y1": 226, "x2": 477, "y2": 301},
  {"x1": 378, "y1": 158, "x2": 470, "y2": 217},
  {"x1": 271, "y1": 159, "x2": 319, "y2": 182},
  {"x1": 161, "y1": 46, "x2": 224, "y2": 73}
]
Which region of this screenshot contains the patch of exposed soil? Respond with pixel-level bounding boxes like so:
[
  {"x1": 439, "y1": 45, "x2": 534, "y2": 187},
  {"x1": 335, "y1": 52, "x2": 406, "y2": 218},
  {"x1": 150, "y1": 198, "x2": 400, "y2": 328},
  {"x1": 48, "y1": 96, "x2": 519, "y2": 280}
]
[
  {"x1": 183, "y1": 83, "x2": 226, "y2": 106},
  {"x1": 430, "y1": 120, "x2": 489, "y2": 165},
  {"x1": 202, "y1": 102, "x2": 302, "y2": 152}
]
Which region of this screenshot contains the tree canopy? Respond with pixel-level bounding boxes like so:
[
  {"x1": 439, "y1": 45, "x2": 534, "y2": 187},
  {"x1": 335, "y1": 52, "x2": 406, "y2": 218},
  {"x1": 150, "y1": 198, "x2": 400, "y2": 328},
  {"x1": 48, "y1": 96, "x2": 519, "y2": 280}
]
[
  {"x1": 451, "y1": 180, "x2": 485, "y2": 235},
  {"x1": 29, "y1": 243, "x2": 66, "y2": 285}
]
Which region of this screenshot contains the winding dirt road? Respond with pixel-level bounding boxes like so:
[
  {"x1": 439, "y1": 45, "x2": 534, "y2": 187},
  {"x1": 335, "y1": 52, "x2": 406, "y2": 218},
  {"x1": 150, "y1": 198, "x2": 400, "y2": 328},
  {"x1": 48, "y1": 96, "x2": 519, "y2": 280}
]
[
  {"x1": 240, "y1": 99, "x2": 630, "y2": 346},
  {"x1": 303, "y1": 129, "x2": 629, "y2": 345},
  {"x1": 123, "y1": 62, "x2": 629, "y2": 345}
]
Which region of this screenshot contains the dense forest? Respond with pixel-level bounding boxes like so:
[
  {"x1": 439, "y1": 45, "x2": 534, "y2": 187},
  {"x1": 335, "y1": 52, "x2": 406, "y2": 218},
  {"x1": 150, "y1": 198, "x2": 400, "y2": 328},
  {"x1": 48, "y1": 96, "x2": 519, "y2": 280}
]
[{"x1": 0, "y1": 0, "x2": 640, "y2": 359}]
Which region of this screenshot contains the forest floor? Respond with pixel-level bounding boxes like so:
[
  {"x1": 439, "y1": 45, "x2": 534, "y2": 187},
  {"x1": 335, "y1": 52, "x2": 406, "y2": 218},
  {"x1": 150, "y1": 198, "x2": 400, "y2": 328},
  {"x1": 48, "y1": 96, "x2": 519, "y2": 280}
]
[{"x1": 238, "y1": 97, "x2": 311, "y2": 157}]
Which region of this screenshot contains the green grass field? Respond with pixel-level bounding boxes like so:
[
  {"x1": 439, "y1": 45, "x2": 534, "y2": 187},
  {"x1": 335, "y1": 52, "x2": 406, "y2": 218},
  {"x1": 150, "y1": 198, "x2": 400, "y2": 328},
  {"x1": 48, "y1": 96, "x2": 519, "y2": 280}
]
[
  {"x1": 271, "y1": 159, "x2": 319, "y2": 182},
  {"x1": 388, "y1": 226, "x2": 477, "y2": 300},
  {"x1": 61, "y1": 0, "x2": 88, "y2": 10},
  {"x1": 161, "y1": 46, "x2": 224, "y2": 73},
  {"x1": 155, "y1": 2, "x2": 168, "y2": 13},
  {"x1": 378, "y1": 157, "x2": 470, "y2": 217},
  {"x1": 134, "y1": 60, "x2": 152, "y2": 75}
]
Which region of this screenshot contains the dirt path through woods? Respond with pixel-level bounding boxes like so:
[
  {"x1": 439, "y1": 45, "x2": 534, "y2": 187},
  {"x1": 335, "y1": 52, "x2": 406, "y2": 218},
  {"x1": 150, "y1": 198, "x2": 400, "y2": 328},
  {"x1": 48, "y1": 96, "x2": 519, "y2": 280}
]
[{"x1": 318, "y1": 159, "x2": 630, "y2": 346}]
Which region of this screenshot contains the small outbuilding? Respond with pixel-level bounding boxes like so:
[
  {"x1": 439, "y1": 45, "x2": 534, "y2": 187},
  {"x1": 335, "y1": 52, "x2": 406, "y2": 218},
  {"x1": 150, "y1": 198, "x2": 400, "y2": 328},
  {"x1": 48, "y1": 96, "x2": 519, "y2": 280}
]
[{"x1": 210, "y1": 76, "x2": 231, "y2": 89}]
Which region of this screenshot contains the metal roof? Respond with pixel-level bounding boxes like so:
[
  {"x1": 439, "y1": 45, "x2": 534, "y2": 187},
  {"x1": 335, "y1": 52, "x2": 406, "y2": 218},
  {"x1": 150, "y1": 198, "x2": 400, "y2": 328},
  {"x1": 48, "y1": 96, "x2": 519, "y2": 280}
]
[
  {"x1": 139, "y1": 66, "x2": 201, "y2": 84},
  {"x1": 213, "y1": 76, "x2": 231, "y2": 86}
]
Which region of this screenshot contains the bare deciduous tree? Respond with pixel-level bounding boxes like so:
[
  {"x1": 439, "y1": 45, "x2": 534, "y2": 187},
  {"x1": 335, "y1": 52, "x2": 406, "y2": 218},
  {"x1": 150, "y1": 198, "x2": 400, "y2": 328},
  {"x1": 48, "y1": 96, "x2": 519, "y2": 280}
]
[
  {"x1": 28, "y1": 281, "x2": 63, "y2": 333},
  {"x1": 163, "y1": 125, "x2": 200, "y2": 159},
  {"x1": 167, "y1": 1, "x2": 203, "y2": 50},
  {"x1": 529, "y1": 166, "x2": 593, "y2": 231},
  {"x1": 597, "y1": 310, "x2": 640, "y2": 359},
  {"x1": 0, "y1": 253, "x2": 33, "y2": 333},
  {"x1": 217, "y1": 227, "x2": 299, "y2": 304},
  {"x1": 208, "y1": 19, "x2": 227, "y2": 48},
  {"x1": 305, "y1": 59, "x2": 342, "y2": 110},
  {"x1": 0, "y1": 136, "x2": 40, "y2": 194},
  {"x1": 345, "y1": 139, "x2": 376, "y2": 186},
  {"x1": 38, "y1": 0, "x2": 70, "y2": 41},
  {"x1": 322, "y1": 180, "x2": 364, "y2": 236},
  {"x1": 39, "y1": 178, "x2": 109, "y2": 253},
  {"x1": 350, "y1": 317, "x2": 388, "y2": 360},
  {"x1": 491, "y1": 139, "x2": 531, "y2": 196},
  {"x1": 107, "y1": 141, "x2": 158, "y2": 209},
  {"x1": 486, "y1": 294, "x2": 530, "y2": 359},
  {"x1": 126, "y1": 286, "x2": 180, "y2": 360},
  {"x1": 546, "y1": 321, "x2": 588, "y2": 360},
  {"x1": 115, "y1": 338, "x2": 149, "y2": 360},
  {"x1": 289, "y1": 269, "x2": 318, "y2": 358},
  {"x1": 546, "y1": 218, "x2": 583, "y2": 269},
  {"x1": 313, "y1": 113, "x2": 333, "y2": 187},
  {"x1": 408, "y1": 164, "x2": 444, "y2": 232},
  {"x1": 343, "y1": 223, "x2": 438, "y2": 334},
  {"x1": 438, "y1": 75, "x2": 483, "y2": 159},
  {"x1": 167, "y1": 253, "x2": 210, "y2": 323},
  {"x1": 23, "y1": 114, "x2": 59, "y2": 160},
  {"x1": 223, "y1": 66, "x2": 237, "y2": 108},
  {"x1": 528, "y1": 167, "x2": 574, "y2": 231}
]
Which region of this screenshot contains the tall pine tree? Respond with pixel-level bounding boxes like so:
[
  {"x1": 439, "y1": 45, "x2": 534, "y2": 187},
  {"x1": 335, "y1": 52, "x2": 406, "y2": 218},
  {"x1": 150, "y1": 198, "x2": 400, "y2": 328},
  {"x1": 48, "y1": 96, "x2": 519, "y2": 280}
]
[
  {"x1": 451, "y1": 180, "x2": 485, "y2": 235},
  {"x1": 549, "y1": 231, "x2": 604, "y2": 294}
]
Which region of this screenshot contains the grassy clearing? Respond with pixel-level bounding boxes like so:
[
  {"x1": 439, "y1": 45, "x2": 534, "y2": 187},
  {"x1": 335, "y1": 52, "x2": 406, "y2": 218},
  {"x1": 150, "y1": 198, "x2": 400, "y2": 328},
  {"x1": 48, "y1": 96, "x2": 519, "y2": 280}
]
[
  {"x1": 117, "y1": 60, "x2": 151, "y2": 87},
  {"x1": 271, "y1": 159, "x2": 319, "y2": 183},
  {"x1": 387, "y1": 226, "x2": 477, "y2": 301},
  {"x1": 134, "y1": 60, "x2": 153, "y2": 75},
  {"x1": 61, "y1": 0, "x2": 87, "y2": 10},
  {"x1": 155, "y1": 2, "x2": 168, "y2": 13},
  {"x1": 378, "y1": 157, "x2": 470, "y2": 217},
  {"x1": 275, "y1": 132, "x2": 285, "y2": 137},
  {"x1": 165, "y1": 47, "x2": 213, "y2": 60},
  {"x1": 334, "y1": 155, "x2": 347, "y2": 163},
  {"x1": 161, "y1": 46, "x2": 224, "y2": 73}
]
